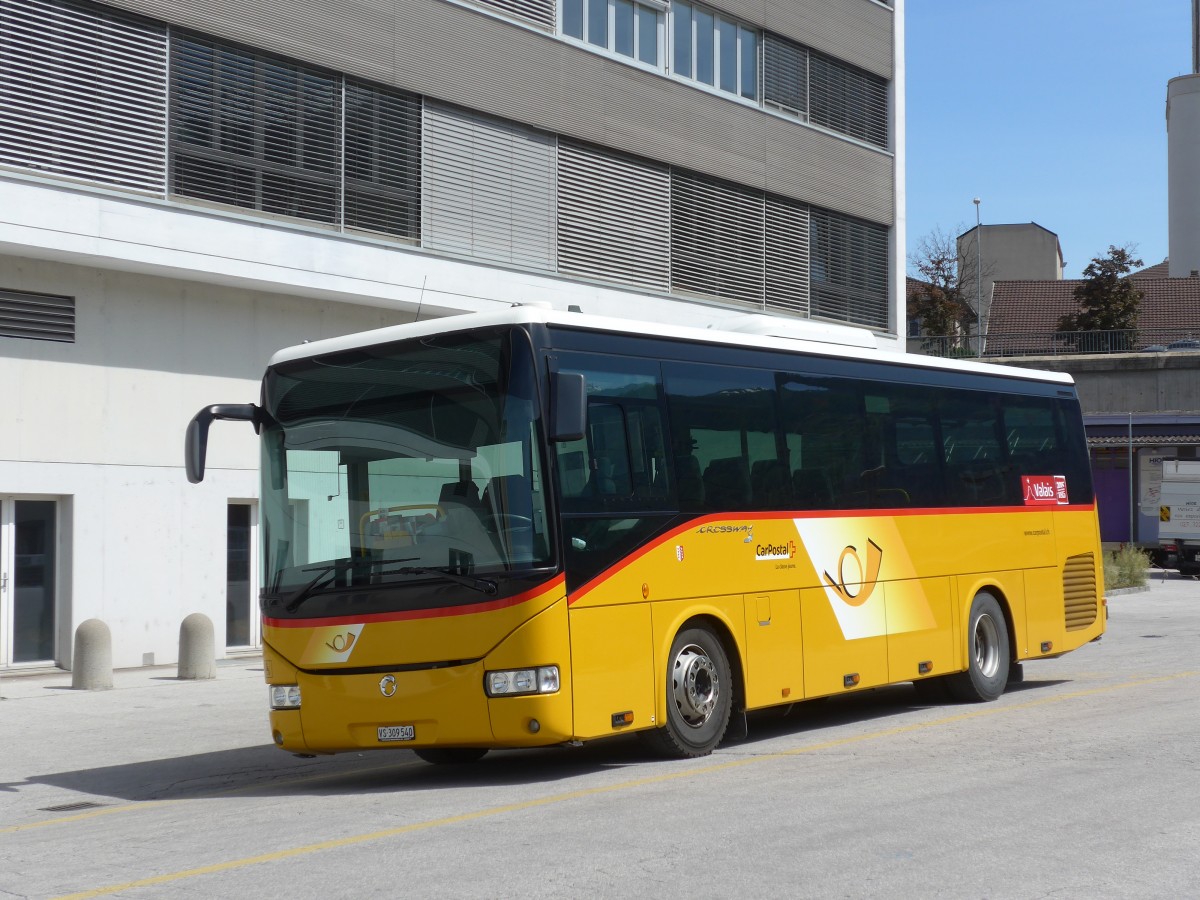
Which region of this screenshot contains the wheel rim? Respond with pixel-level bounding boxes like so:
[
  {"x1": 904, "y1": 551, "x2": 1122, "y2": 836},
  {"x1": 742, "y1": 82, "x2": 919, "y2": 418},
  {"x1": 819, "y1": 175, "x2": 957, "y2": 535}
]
[
  {"x1": 973, "y1": 613, "x2": 1001, "y2": 679},
  {"x1": 671, "y1": 643, "x2": 719, "y2": 728}
]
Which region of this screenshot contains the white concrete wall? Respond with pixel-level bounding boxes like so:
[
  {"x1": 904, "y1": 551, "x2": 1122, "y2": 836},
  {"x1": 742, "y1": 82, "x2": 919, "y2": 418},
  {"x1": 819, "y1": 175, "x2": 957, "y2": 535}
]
[{"x1": 0, "y1": 255, "x2": 410, "y2": 669}]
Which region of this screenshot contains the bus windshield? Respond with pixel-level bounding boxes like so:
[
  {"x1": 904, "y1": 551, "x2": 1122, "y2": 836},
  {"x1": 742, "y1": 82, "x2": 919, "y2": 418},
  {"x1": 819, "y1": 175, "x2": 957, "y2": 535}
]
[{"x1": 259, "y1": 328, "x2": 551, "y2": 601}]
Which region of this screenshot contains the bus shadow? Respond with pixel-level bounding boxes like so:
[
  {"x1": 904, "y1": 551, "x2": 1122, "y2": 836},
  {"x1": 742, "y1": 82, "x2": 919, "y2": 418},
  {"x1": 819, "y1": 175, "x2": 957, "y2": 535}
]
[
  {"x1": 6, "y1": 678, "x2": 1071, "y2": 804},
  {"x1": 738, "y1": 676, "x2": 1071, "y2": 745}
]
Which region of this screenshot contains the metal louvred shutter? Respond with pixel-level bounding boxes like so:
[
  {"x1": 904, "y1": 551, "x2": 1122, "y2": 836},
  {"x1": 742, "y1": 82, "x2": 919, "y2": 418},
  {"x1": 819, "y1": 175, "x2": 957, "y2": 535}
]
[
  {"x1": 765, "y1": 195, "x2": 809, "y2": 316},
  {"x1": 808, "y1": 50, "x2": 888, "y2": 149},
  {"x1": 0, "y1": 288, "x2": 75, "y2": 343},
  {"x1": 343, "y1": 80, "x2": 421, "y2": 239},
  {"x1": 763, "y1": 33, "x2": 807, "y2": 119},
  {"x1": 809, "y1": 206, "x2": 888, "y2": 331},
  {"x1": 557, "y1": 140, "x2": 670, "y2": 292},
  {"x1": 470, "y1": 0, "x2": 555, "y2": 29},
  {"x1": 0, "y1": 0, "x2": 166, "y2": 192},
  {"x1": 423, "y1": 103, "x2": 556, "y2": 270},
  {"x1": 170, "y1": 33, "x2": 340, "y2": 224},
  {"x1": 670, "y1": 170, "x2": 765, "y2": 308}
]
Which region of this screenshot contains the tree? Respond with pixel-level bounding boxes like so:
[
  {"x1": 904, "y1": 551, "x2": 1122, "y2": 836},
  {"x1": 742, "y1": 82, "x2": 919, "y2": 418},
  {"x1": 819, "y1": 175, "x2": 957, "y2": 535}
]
[
  {"x1": 907, "y1": 227, "x2": 977, "y2": 347},
  {"x1": 1057, "y1": 245, "x2": 1144, "y2": 352}
]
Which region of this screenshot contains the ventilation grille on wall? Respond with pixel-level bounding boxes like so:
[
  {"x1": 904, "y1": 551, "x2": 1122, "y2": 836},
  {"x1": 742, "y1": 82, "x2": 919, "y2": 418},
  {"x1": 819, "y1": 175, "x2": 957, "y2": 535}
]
[
  {"x1": 0, "y1": 289, "x2": 76, "y2": 343},
  {"x1": 469, "y1": 0, "x2": 556, "y2": 29}
]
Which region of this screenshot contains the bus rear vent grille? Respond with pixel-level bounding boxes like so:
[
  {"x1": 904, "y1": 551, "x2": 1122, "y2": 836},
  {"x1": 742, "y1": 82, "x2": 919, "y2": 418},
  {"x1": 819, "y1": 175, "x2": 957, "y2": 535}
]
[{"x1": 1063, "y1": 552, "x2": 1098, "y2": 631}]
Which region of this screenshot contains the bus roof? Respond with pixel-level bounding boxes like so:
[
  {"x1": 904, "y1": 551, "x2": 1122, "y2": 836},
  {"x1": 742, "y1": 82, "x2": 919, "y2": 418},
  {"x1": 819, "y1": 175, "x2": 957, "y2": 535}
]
[{"x1": 268, "y1": 306, "x2": 1075, "y2": 387}]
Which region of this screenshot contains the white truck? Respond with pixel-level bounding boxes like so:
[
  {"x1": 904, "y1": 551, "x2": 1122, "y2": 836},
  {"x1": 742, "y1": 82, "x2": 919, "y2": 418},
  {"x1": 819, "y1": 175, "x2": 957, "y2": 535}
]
[{"x1": 1158, "y1": 459, "x2": 1200, "y2": 574}]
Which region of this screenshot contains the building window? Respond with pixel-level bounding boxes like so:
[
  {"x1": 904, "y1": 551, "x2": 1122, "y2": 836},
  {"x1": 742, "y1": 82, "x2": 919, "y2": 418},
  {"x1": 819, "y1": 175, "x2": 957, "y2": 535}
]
[
  {"x1": 763, "y1": 34, "x2": 888, "y2": 149},
  {"x1": 809, "y1": 207, "x2": 889, "y2": 331},
  {"x1": 0, "y1": 289, "x2": 75, "y2": 343},
  {"x1": 763, "y1": 33, "x2": 807, "y2": 119},
  {"x1": 562, "y1": 0, "x2": 664, "y2": 68},
  {"x1": 808, "y1": 50, "x2": 888, "y2": 148},
  {"x1": 0, "y1": 0, "x2": 167, "y2": 192},
  {"x1": 670, "y1": 170, "x2": 765, "y2": 306},
  {"x1": 343, "y1": 80, "x2": 422, "y2": 238},
  {"x1": 423, "y1": 104, "x2": 556, "y2": 270},
  {"x1": 671, "y1": 1, "x2": 757, "y2": 100},
  {"x1": 171, "y1": 35, "x2": 340, "y2": 224},
  {"x1": 557, "y1": 139, "x2": 670, "y2": 291},
  {"x1": 170, "y1": 34, "x2": 420, "y2": 239}
]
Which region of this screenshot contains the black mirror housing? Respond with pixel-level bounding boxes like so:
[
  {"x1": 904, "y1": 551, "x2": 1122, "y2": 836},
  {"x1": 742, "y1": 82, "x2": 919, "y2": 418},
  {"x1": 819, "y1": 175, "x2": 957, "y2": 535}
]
[
  {"x1": 549, "y1": 372, "x2": 586, "y2": 442},
  {"x1": 185, "y1": 403, "x2": 260, "y2": 483}
]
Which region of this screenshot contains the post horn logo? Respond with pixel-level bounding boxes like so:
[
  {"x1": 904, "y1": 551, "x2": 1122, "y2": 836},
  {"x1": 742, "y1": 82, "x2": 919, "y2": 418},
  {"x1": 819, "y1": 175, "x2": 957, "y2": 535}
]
[
  {"x1": 379, "y1": 674, "x2": 397, "y2": 698},
  {"x1": 325, "y1": 631, "x2": 356, "y2": 654},
  {"x1": 823, "y1": 539, "x2": 883, "y2": 608}
]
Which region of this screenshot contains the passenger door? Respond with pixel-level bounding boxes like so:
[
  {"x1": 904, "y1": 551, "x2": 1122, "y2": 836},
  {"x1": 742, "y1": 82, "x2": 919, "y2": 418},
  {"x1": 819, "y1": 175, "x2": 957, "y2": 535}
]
[{"x1": 1, "y1": 498, "x2": 59, "y2": 666}]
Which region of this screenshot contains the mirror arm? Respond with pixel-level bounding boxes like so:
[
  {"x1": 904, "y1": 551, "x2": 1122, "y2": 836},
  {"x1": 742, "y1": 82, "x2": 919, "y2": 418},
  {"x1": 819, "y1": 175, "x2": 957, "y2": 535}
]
[{"x1": 185, "y1": 403, "x2": 260, "y2": 484}]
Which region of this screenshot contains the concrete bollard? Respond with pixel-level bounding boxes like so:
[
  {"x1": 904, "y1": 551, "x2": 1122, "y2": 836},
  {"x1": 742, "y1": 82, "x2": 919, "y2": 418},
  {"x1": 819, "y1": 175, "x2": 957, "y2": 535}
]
[
  {"x1": 178, "y1": 613, "x2": 216, "y2": 680},
  {"x1": 71, "y1": 619, "x2": 114, "y2": 690}
]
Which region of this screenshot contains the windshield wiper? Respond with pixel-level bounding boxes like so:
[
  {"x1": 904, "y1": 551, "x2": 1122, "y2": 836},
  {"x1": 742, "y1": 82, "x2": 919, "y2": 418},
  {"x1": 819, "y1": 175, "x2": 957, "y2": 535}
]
[
  {"x1": 278, "y1": 557, "x2": 417, "y2": 612},
  {"x1": 392, "y1": 566, "x2": 498, "y2": 595},
  {"x1": 276, "y1": 559, "x2": 496, "y2": 612}
]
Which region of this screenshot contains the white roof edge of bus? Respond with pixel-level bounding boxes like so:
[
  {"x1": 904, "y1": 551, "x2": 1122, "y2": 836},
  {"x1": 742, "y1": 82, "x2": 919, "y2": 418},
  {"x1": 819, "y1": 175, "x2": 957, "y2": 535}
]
[
  {"x1": 268, "y1": 306, "x2": 1075, "y2": 386},
  {"x1": 712, "y1": 313, "x2": 877, "y2": 349}
]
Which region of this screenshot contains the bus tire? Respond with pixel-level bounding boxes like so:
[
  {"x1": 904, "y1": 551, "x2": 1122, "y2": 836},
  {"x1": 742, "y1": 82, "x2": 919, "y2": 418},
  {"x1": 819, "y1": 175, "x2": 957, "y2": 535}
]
[
  {"x1": 948, "y1": 592, "x2": 1010, "y2": 702},
  {"x1": 643, "y1": 626, "x2": 733, "y2": 759},
  {"x1": 413, "y1": 748, "x2": 489, "y2": 765}
]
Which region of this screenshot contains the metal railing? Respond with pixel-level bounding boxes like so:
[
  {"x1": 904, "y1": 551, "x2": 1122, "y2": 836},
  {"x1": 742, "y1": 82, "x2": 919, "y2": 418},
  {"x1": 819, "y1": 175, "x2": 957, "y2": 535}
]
[{"x1": 910, "y1": 329, "x2": 1200, "y2": 359}]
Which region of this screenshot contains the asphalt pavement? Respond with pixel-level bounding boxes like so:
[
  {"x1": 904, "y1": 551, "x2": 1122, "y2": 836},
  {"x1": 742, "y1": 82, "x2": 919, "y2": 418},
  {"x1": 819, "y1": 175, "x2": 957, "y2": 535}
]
[{"x1": 1, "y1": 570, "x2": 1197, "y2": 900}]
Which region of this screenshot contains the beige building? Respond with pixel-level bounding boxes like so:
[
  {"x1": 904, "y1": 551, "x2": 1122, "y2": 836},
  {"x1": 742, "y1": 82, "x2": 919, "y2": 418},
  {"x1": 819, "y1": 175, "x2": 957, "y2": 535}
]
[{"x1": 957, "y1": 222, "x2": 1064, "y2": 343}]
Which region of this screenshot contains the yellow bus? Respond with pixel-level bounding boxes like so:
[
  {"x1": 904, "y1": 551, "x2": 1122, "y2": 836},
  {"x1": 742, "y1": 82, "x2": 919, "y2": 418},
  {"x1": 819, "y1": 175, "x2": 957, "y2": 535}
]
[{"x1": 186, "y1": 308, "x2": 1105, "y2": 763}]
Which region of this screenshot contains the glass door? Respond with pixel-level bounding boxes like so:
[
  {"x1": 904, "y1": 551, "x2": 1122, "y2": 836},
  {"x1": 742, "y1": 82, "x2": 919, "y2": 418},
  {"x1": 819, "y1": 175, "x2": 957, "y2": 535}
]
[
  {"x1": 226, "y1": 502, "x2": 259, "y2": 649},
  {"x1": 1, "y1": 499, "x2": 58, "y2": 666}
]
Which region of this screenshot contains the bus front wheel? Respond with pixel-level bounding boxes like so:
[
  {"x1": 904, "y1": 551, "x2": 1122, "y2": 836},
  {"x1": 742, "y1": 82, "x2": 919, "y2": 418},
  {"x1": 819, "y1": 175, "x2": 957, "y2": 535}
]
[
  {"x1": 948, "y1": 592, "x2": 1010, "y2": 702},
  {"x1": 643, "y1": 626, "x2": 733, "y2": 759}
]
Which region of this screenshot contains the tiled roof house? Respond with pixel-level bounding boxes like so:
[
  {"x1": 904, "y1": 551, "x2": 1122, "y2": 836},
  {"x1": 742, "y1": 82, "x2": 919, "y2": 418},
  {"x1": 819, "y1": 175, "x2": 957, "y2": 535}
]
[{"x1": 985, "y1": 264, "x2": 1200, "y2": 356}]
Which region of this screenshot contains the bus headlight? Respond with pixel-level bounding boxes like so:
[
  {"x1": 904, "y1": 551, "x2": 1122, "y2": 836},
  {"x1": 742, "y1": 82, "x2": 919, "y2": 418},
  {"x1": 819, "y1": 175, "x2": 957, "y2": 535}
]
[
  {"x1": 270, "y1": 684, "x2": 302, "y2": 709},
  {"x1": 485, "y1": 666, "x2": 559, "y2": 697}
]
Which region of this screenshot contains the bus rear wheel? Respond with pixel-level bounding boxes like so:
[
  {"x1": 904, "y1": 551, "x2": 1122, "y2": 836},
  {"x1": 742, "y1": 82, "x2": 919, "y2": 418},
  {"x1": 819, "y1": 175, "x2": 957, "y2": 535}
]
[
  {"x1": 948, "y1": 592, "x2": 1010, "y2": 702},
  {"x1": 642, "y1": 625, "x2": 733, "y2": 759},
  {"x1": 413, "y1": 748, "x2": 489, "y2": 765}
]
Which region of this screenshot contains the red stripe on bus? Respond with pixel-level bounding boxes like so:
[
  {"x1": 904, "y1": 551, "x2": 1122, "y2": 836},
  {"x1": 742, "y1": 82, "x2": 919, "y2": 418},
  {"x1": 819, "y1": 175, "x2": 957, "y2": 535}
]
[
  {"x1": 566, "y1": 503, "x2": 1096, "y2": 605},
  {"x1": 263, "y1": 574, "x2": 566, "y2": 628}
]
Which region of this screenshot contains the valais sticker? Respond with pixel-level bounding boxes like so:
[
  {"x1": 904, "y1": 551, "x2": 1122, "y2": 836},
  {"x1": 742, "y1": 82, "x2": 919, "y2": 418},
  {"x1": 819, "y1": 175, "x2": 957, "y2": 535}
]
[{"x1": 1022, "y1": 475, "x2": 1069, "y2": 506}]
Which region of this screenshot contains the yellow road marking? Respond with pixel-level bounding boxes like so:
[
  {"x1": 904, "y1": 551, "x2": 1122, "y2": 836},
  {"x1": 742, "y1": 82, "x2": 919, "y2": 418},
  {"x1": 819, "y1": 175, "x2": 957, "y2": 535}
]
[
  {"x1": 0, "y1": 802, "x2": 178, "y2": 834},
  {"x1": 50, "y1": 670, "x2": 1198, "y2": 899}
]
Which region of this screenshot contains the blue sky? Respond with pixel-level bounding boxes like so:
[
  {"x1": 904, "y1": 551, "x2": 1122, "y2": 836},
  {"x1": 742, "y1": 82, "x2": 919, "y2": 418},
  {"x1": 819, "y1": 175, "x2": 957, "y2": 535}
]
[{"x1": 905, "y1": 2, "x2": 1189, "y2": 278}]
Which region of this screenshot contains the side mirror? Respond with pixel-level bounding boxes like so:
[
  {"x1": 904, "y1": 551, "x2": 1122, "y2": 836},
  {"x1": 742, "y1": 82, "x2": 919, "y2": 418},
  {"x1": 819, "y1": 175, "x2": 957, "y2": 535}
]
[
  {"x1": 549, "y1": 372, "x2": 586, "y2": 442},
  {"x1": 185, "y1": 404, "x2": 260, "y2": 483}
]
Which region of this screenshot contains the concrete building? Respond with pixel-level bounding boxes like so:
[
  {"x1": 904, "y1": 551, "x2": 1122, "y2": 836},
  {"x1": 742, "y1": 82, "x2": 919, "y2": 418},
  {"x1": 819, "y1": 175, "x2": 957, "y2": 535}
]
[
  {"x1": 0, "y1": 0, "x2": 904, "y2": 671},
  {"x1": 956, "y1": 222, "x2": 1063, "y2": 345},
  {"x1": 1168, "y1": 1, "x2": 1200, "y2": 277}
]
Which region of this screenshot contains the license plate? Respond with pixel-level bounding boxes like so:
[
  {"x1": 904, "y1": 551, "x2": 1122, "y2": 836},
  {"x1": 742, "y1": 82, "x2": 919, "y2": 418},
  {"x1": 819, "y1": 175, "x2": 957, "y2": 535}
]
[{"x1": 378, "y1": 725, "x2": 415, "y2": 742}]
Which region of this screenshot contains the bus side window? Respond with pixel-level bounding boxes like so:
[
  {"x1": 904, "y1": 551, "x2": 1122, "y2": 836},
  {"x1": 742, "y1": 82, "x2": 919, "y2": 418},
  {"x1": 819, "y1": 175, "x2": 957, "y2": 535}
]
[
  {"x1": 941, "y1": 392, "x2": 1008, "y2": 506},
  {"x1": 550, "y1": 354, "x2": 667, "y2": 512},
  {"x1": 779, "y1": 374, "x2": 861, "y2": 510},
  {"x1": 1003, "y1": 397, "x2": 1057, "y2": 473},
  {"x1": 664, "y1": 362, "x2": 783, "y2": 513}
]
